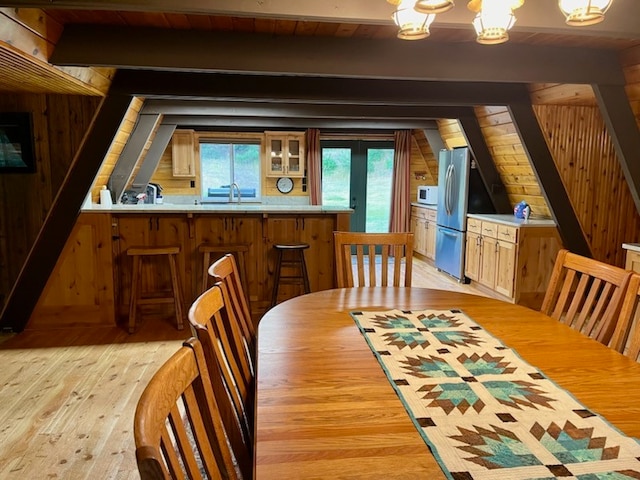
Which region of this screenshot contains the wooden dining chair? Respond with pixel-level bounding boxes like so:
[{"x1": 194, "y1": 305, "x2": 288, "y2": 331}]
[
  {"x1": 208, "y1": 253, "x2": 256, "y2": 362},
  {"x1": 133, "y1": 337, "x2": 246, "y2": 480},
  {"x1": 541, "y1": 248, "x2": 633, "y2": 346},
  {"x1": 609, "y1": 273, "x2": 640, "y2": 360},
  {"x1": 188, "y1": 285, "x2": 254, "y2": 450},
  {"x1": 334, "y1": 231, "x2": 414, "y2": 288}
]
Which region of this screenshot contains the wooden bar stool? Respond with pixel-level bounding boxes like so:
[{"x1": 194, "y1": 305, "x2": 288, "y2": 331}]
[
  {"x1": 270, "y1": 243, "x2": 311, "y2": 308},
  {"x1": 127, "y1": 246, "x2": 184, "y2": 334},
  {"x1": 199, "y1": 244, "x2": 249, "y2": 293}
]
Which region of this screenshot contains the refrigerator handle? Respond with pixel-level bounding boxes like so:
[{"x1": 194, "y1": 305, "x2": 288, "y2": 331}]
[{"x1": 446, "y1": 164, "x2": 454, "y2": 215}]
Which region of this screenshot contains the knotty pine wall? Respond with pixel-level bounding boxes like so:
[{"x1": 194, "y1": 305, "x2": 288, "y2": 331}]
[{"x1": 0, "y1": 93, "x2": 101, "y2": 309}]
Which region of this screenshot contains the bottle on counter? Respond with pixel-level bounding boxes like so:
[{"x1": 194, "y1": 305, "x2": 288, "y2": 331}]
[{"x1": 99, "y1": 186, "x2": 113, "y2": 206}]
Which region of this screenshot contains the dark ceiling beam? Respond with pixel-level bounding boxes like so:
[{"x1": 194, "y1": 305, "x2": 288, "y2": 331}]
[
  {"x1": 7, "y1": 0, "x2": 640, "y2": 38},
  {"x1": 0, "y1": 92, "x2": 135, "y2": 333},
  {"x1": 143, "y1": 100, "x2": 472, "y2": 120},
  {"x1": 51, "y1": 26, "x2": 626, "y2": 85},
  {"x1": 108, "y1": 113, "x2": 161, "y2": 201},
  {"x1": 131, "y1": 123, "x2": 177, "y2": 193},
  {"x1": 162, "y1": 115, "x2": 439, "y2": 130},
  {"x1": 507, "y1": 102, "x2": 591, "y2": 257},
  {"x1": 458, "y1": 115, "x2": 511, "y2": 214},
  {"x1": 592, "y1": 84, "x2": 640, "y2": 214},
  {"x1": 110, "y1": 71, "x2": 531, "y2": 106}
]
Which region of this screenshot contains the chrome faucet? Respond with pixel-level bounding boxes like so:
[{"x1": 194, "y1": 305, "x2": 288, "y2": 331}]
[{"x1": 229, "y1": 182, "x2": 241, "y2": 203}]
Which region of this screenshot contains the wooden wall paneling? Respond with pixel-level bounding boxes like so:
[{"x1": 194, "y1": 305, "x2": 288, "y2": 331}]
[
  {"x1": 475, "y1": 106, "x2": 551, "y2": 218},
  {"x1": 437, "y1": 119, "x2": 467, "y2": 149},
  {"x1": 0, "y1": 93, "x2": 100, "y2": 313},
  {"x1": 409, "y1": 130, "x2": 436, "y2": 201},
  {"x1": 459, "y1": 114, "x2": 511, "y2": 213},
  {"x1": 533, "y1": 104, "x2": 640, "y2": 266},
  {"x1": 29, "y1": 213, "x2": 115, "y2": 328},
  {"x1": 0, "y1": 91, "x2": 134, "y2": 332},
  {"x1": 93, "y1": 97, "x2": 145, "y2": 202},
  {"x1": 528, "y1": 83, "x2": 596, "y2": 106},
  {"x1": 508, "y1": 102, "x2": 589, "y2": 256},
  {"x1": 593, "y1": 84, "x2": 640, "y2": 215}
]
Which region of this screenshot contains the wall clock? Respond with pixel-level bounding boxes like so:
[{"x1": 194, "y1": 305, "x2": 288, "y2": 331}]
[{"x1": 276, "y1": 177, "x2": 294, "y2": 194}]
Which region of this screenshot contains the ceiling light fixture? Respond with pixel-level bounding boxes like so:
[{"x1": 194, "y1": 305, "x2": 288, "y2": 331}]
[
  {"x1": 392, "y1": 0, "x2": 437, "y2": 39},
  {"x1": 558, "y1": 0, "x2": 613, "y2": 26},
  {"x1": 469, "y1": 0, "x2": 522, "y2": 45},
  {"x1": 414, "y1": 0, "x2": 455, "y2": 14},
  {"x1": 385, "y1": 0, "x2": 615, "y2": 44}
]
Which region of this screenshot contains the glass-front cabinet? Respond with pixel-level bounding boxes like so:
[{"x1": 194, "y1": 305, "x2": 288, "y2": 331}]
[{"x1": 264, "y1": 131, "x2": 305, "y2": 177}]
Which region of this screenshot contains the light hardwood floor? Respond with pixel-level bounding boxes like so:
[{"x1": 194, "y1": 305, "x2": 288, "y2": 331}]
[{"x1": 0, "y1": 257, "x2": 501, "y2": 479}]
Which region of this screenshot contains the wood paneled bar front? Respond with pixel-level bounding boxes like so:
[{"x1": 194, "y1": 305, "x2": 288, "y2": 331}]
[{"x1": 28, "y1": 204, "x2": 351, "y2": 330}]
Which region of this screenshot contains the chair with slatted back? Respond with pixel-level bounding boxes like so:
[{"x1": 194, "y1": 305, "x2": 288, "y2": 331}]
[
  {"x1": 609, "y1": 273, "x2": 640, "y2": 360},
  {"x1": 334, "y1": 231, "x2": 414, "y2": 288},
  {"x1": 541, "y1": 249, "x2": 633, "y2": 346},
  {"x1": 188, "y1": 285, "x2": 254, "y2": 449},
  {"x1": 133, "y1": 337, "x2": 249, "y2": 480},
  {"x1": 208, "y1": 253, "x2": 256, "y2": 362}
]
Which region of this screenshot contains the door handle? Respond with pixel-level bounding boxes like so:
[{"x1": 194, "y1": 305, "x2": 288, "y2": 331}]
[{"x1": 350, "y1": 197, "x2": 357, "y2": 209}]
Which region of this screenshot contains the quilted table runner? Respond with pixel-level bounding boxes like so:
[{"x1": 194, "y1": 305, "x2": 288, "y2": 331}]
[{"x1": 351, "y1": 309, "x2": 640, "y2": 480}]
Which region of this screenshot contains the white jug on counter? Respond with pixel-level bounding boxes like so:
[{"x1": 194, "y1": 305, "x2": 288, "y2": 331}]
[{"x1": 100, "y1": 186, "x2": 113, "y2": 206}]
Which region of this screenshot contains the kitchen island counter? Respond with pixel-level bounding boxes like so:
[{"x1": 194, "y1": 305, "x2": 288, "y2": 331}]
[
  {"x1": 467, "y1": 213, "x2": 556, "y2": 228},
  {"x1": 82, "y1": 203, "x2": 353, "y2": 214}
]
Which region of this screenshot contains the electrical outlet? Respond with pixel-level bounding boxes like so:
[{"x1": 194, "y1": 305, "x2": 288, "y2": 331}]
[{"x1": 190, "y1": 180, "x2": 195, "y2": 188}]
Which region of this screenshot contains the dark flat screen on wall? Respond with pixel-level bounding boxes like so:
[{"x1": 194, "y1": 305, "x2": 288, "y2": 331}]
[{"x1": 0, "y1": 112, "x2": 35, "y2": 173}]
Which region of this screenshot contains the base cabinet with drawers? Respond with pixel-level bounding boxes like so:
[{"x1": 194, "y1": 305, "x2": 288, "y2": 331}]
[
  {"x1": 410, "y1": 206, "x2": 437, "y2": 261},
  {"x1": 465, "y1": 216, "x2": 562, "y2": 310}
]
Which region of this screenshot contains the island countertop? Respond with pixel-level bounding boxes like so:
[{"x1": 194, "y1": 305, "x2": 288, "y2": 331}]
[
  {"x1": 81, "y1": 203, "x2": 354, "y2": 214},
  {"x1": 467, "y1": 213, "x2": 556, "y2": 228}
]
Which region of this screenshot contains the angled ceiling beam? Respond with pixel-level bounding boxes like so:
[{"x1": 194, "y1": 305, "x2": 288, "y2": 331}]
[
  {"x1": 131, "y1": 123, "x2": 177, "y2": 191},
  {"x1": 458, "y1": 114, "x2": 511, "y2": 214},
  {"x1": 51, "y1": 26, "x2": 626, "y2": 85},
  {"x1": 592, "y1": 84, "x2": 640, "y2": 214},
  {"x1": 108, "y1": 113, "x2": 161, "y2": 201},
  {"x1": 0, "y1": 92, "x2": 135, "y2": 333},
  {"x1": 507, "y1": 102, "x2": 591, "y2": 257},
  {"x1": 110, "y1": 71, "x2": 531, "y2": 106},
  {"x1": 7, "y1": 0, "x2": 640, "y2": 38}
]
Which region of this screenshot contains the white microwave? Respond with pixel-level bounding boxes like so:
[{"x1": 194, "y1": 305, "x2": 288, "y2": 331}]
[{"x1": 417, "y1": 186, "x2": 438, "y2": 205}]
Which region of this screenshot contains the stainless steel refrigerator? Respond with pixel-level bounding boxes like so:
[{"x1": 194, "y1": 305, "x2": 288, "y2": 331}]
[{"x1": 435, "y1": 147, "x2": 495, "y2": 281}]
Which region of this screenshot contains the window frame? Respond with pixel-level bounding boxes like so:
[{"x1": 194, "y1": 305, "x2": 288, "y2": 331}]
[{"x1": 197, "y1": 132, "x2": 263, "y2": 204}]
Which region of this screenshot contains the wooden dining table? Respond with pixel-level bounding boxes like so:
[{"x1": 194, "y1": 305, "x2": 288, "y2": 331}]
[{"x1": 254, "y1": 287, "x2": 640, "y2": 479}]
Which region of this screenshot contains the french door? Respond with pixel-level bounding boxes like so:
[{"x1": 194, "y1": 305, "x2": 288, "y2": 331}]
[{"x1": 320, "y1": 140, "x2": 394, "y2": 233}]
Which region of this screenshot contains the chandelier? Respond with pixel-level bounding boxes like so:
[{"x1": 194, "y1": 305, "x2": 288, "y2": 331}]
[{"x1": 387, "y1": 0, "x2": 615, "y2": 44}]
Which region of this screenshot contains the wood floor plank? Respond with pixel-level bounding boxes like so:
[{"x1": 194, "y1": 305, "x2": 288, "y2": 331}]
[{"x1": 0, "y1": 257, "x2": 498, "y2": 479}]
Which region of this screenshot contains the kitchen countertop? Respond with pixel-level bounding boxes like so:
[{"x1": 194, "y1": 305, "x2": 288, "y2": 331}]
[
  {"x1": 468, "y1": 213, "x2": 556, "y2": 227},
  {"x1": 81, "y1": 203, "x2": 353, "y2": 214},
  {"x1": 622, "y1": 243, "x2": 640, "y2": 253},
  {"x1": 411, "y1": 202, "x2": 437, "y2": 210}
]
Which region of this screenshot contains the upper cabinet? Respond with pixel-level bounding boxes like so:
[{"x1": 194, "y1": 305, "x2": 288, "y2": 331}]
[
  {"x1": 171, "y1": 129, "x2": 197, "y2": 177},
  {"x1": 264, "y1": 131, "x2": 305, "y2": 178}
]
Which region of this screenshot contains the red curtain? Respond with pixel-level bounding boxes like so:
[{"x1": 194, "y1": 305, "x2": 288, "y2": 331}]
[
  {"x1": 306, "y1": 129, "x2": 322, "y2": 205},
  {"x1": 389, "y1": 130, "x2": 412, "y2": 232}
]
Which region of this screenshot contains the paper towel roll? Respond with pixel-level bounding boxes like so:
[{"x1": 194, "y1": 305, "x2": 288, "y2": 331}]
[{"x1": 100, "y1": 187, "x2": 113, "y2": 206}]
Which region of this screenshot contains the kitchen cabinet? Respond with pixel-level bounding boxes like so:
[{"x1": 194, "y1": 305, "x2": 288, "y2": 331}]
[
  {"x1": 264, "y1": 131, "x2": 305, "y2": 178},
  {"x1": 171, "y1": 129, "x2": 197, "y2": 177},
  {"x1": 465, "y1": 215, "x2": 561, "y2": 309},
  {"x1": 623, "y1": 244, "x2": 640, "y2": 273},
  {"x1": 410, "y1": 206, "x2": 437, "y2": 261}
]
